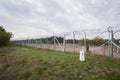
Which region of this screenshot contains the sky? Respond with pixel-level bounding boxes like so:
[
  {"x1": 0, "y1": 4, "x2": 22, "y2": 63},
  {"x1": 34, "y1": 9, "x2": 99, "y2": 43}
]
[{"x1": 0, "y1": 0, "x2": 120, "y2": 39}]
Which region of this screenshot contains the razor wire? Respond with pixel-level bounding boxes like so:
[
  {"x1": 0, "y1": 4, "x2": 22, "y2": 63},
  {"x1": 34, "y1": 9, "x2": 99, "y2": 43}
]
[{"x1": 11, "y1": 26, "x2": 120, "y2": 57}]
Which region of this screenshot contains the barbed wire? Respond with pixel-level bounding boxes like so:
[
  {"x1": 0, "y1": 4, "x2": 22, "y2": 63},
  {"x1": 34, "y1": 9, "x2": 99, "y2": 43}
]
[{"x1": 11, "y1": 25, "x2": 120, "y2": 40}]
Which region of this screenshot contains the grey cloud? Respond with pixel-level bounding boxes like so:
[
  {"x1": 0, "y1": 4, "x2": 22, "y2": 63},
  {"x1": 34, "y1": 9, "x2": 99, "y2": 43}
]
[
  {"x1": 0, "y1": 0, "x2": 33, "y2": 17},
  {"x1": 80, "y1": 0, "x2": 120, "y2": 20},
  {"x1": 39, "y1": 0, "x2": 65, "y2": 15},
  {"x1": 0, "y1": 0, "x2": 120, "y2": 38}
]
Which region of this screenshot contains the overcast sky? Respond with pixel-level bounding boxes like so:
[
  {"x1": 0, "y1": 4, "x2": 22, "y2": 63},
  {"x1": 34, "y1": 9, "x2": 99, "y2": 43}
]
[{"x1": 0, "y1": 0, "x2": 120, "y2": 38}]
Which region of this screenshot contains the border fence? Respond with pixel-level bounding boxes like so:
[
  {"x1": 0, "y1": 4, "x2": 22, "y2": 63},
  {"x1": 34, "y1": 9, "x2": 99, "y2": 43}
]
[{"x1": 11, "y1": 26, "x2": 120, "y2": 58}]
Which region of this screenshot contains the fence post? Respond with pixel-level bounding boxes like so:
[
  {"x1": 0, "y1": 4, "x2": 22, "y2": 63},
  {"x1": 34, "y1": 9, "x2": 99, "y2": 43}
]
[
  {"x1": 63, "y1": 35, "x2": 66, "y2": 52},
  {"x1": 54, "y1": 36, "x2": 56, "y2": 50},
  {"x1": 107, "y1": 27, "x2": 114, "y2": 57},
  {"x1": 41, "y1": 37, "x2": 42, "y2": 48},
  {"x1": 111, "y1": 30, "x2": 114, "y2": 57},
  {"x1": 73, "y1": 32, "x2": 75, "y2": 53},
  {"x1": 84, "y1": 31, "x2": 87, "y2": 53},
  {"x1": 46, "y1": 37, "x2": 49, "y2": 49}
]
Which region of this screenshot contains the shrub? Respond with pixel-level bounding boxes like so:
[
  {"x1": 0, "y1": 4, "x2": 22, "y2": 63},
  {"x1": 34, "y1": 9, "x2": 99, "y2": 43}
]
[{"x1": 0, "y1": 26, "x2": 12, "y2": 47}]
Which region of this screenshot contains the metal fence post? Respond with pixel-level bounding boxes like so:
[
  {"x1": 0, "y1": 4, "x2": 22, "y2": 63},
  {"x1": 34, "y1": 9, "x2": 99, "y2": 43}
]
[
  {"x1": 111, "y1": 30, "x2": 114, "y2": 57},
  {"x1": 41, "y1": 37, "x2": 42, "y2": 48},
  {"x1": 46, "y1": 37, "x2": 49, "y2": 49},
  {"x1": 54, "y1": 36, "x2": 56, "y2": 50},
  {"x1": 84, "y1": 31, "x2": 87, "y2": 53},
  {"x1": 63, "y1": 35, "x2": 66, "y2": 52},
  {"x1": 73, "y1": 32, "x2": 75, "y2": 53}
]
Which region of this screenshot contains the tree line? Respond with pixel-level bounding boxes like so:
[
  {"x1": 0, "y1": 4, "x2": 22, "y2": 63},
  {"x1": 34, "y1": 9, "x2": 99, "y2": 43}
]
[
  {"x1": 79, "y1": 36, "x2": 120, "y2": 46},
  {"x1": 22, "y1": 36, "x2": 120, "y2": 46}
]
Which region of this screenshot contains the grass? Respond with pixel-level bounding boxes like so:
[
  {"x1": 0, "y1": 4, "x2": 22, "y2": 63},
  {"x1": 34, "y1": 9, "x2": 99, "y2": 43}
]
[{"x1": 0, "y1": 45, "x2": 120, "y2": 80}]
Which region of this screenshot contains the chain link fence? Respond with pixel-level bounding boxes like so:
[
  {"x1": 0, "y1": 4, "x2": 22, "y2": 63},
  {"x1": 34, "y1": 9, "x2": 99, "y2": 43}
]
[{"x1": 11, "y1": 26, "x2": 120, "y2": 58}]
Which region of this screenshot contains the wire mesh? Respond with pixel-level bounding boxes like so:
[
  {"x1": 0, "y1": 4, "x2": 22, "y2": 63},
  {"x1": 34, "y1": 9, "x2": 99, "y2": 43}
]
[{"x1": 11, "y1": 26, "x2": 120, "y2": 58}]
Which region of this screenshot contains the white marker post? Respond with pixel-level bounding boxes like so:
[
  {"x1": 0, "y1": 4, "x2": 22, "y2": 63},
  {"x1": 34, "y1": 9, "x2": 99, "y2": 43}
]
[{"x1": 80, "y1": 50, "x2": 85, "y2": 61}]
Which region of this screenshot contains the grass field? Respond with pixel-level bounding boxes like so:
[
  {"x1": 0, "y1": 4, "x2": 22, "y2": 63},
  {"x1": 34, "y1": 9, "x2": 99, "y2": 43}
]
[{"x1": 0, "y1": 45, "x2": 120, "y2": 80}]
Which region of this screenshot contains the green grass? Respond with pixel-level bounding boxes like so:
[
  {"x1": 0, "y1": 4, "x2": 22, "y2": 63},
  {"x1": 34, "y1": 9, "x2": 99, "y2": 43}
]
[{"x1": 0, "y1": 45, "x2": 120, "y2": 80}]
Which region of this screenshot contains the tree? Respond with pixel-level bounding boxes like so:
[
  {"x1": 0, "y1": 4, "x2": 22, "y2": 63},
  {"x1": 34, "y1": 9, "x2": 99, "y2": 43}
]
[{"x1": 0, "y1": 26, "x2": 12, "y2": 47}]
